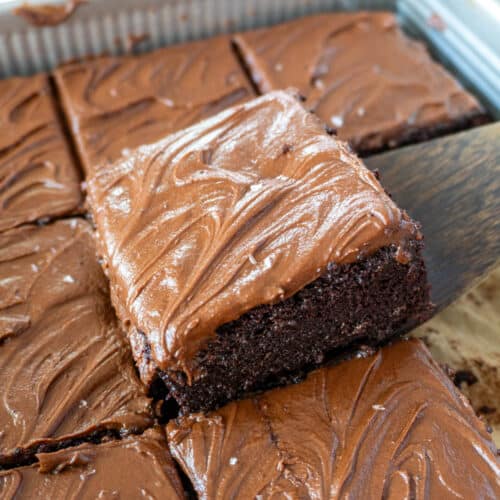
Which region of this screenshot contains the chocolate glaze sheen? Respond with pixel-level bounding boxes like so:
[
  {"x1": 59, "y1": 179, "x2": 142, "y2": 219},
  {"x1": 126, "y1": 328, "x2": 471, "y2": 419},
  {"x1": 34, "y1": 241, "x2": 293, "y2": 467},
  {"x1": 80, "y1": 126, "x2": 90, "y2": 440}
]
[
  {"x1": 0, "y1": 429, "x2": 184, "y2": 499},
  {"x1": 87, "y1": 90, "x2": 420, "y2": 382},
  {"x1": 54, "y1": 36, "x2": 255, "y2": 174},
  {"x1": 167, "y1": 339, "x2": 500, "y2": 499},
  {"x1": 234, "y1": 12, "x2": 485, "y2": 154},
  {"x1": 0, "y1": 219, "x2": 152, "y2": 464},
  {"x1": 0, "y1": 74, "x2": 82, "y2": 232}
]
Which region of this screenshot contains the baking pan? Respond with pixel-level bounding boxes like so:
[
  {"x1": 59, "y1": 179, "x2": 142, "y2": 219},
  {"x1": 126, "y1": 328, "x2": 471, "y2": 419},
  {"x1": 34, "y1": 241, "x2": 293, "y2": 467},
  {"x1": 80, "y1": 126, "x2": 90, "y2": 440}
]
[
  {"x1": 0, "y1": 0, "x2": 499, "y2": 117},
  {"x1": 401, "y1": 0, "x2": 500, "y2": 118},
  {"x1": 0, "y1": 0, "x2": 498, "y2": 444}
]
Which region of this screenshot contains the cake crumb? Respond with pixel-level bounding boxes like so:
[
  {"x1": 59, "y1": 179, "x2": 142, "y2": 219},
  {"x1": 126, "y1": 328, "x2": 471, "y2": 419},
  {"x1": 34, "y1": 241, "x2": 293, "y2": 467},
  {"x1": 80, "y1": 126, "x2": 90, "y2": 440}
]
[
  {"x1": 125, "y1": 33, "x2": 150, "y2": 53},
  {"x1": 454, "y1": 369, "x2": 478, "y2": 387}
]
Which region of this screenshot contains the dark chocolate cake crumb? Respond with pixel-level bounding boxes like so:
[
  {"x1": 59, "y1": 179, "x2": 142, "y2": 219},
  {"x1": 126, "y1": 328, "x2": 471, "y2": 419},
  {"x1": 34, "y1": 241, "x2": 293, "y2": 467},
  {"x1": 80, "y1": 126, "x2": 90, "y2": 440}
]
[
  {"x1": 161, "y1": 241, "x2": 431, "y2": 414},
  {"x1": 454, "y1": 369, "x2": 479, "y2": 387},
  {"x1": 479, "y1": 406, "x2": 497, "y2": 416}
]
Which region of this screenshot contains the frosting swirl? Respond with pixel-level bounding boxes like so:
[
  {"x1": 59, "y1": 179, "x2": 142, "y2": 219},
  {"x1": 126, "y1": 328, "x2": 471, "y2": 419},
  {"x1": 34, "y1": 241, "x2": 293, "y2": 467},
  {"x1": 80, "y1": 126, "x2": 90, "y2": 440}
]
[
  {"x1": 0, "y1": 429, "x2": 183, "y2": 499},
  {"x1": 234, "y1": 12, "x2": 485, "y2": 154},
  {"x1": 87, "y1": 91, "x2": 418, "y2": 379},
  {"x1": 167, "y1": 340, "x2": 500, "y2": 499},
  {"x1": 0, "y1": 74, "x2": 82, "y2": 232},
  {"x1": 0, "y1": 219, "x2": 151, "y2": 463},
  {"x1": 54, "y1": 36, "x2": 254, "y2": 174}
]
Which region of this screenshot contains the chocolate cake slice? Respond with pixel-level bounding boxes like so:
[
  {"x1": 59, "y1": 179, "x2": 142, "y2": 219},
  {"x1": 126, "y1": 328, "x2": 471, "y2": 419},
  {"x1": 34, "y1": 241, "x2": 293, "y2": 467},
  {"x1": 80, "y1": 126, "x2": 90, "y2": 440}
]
[
  {"x1": 87, "y1": 90, "x2": 431, "y2": 413},
  {"x1": 0, "y1": 219, "x2": 152, "y2": 468},
  {"x1": 53, "y1": 35, "x2": 255, "y2": 175},
  {"x1": 167, "y1": 339, "x2": 500, "y2": 499},
  {"x1": 234, "y1": 12, "x2": 488, "y2": 156},
  {"x1": 0, "y1": 74, "x2": 82, "y2": 233},
  {"x1": 0, "y1": 428, "x2": 184, "y2": 499}
]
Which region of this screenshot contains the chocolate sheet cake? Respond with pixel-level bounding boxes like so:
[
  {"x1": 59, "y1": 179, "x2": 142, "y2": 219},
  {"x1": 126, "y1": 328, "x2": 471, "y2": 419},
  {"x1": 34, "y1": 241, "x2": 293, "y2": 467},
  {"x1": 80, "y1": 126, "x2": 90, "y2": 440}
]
[
  {"x1": 53, "y1": 36, "x2": 255, "y2": 174},
  {"x1": 234, "y1": 12, "x2": 488, "y2": 155},
  {"x1": 0, "y1": 219, "x2": 152, "y2": 468},
  {"x1": 0, "y1": 428, "x2": 185, "y2": 499},
  {"x1": 86, "y1": 90, "x2": 431, "y2": 413},
  {"x1": 0, "y1": 74, "x2": 82, "y2": 233},
  {"x1": 167, "y1": 339, "x2": 500, "y2": 499}
]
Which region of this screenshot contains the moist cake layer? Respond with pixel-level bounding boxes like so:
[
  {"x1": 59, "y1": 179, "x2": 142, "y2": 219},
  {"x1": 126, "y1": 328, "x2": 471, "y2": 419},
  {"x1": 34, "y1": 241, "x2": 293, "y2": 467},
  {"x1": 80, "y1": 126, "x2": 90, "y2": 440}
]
[
  {"x1": 234, "y1": 12, "x2": 488, "y2": 155},
  {"x1": 167, "y1": 339, "x2": 500, "y2": 500},
  {"x1": 0, "y1": 428, "x2": 184, "y2": 499},
  {"x1": 0, "y1": 219, "x2": 152, "y2": 467},
  {"x1": 53, "y1": 35, "x2": 255, "y2": 174},
  {"x1": 161, "y1": 241, "x2": 430, "y2": 413},
  {"x1": 0, "y1": 74, "x2": 82, "y2": 232},
  {"x1": 86, "y1": 90, "x2": 424, "y2": 386}
]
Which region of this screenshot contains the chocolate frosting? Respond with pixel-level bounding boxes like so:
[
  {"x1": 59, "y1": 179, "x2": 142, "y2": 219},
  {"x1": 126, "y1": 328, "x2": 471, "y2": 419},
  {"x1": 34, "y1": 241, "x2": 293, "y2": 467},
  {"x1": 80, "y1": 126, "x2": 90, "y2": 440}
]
[
  {"x1": 53, "y1": 36, "x2": 255, "y2": 174},
  {"x1": 86, "y1": 90, "x2": 419, "y2": 381},
  {"x1": 13, "y1": 1, "x2": 86, "y2": 27},
  {"x1": 0, "y1": 74, "x2": 82, "y2": 233},
  {"x1": 167, "y1": 339, "x2": 500, "y2": 499},
  {"x1": 234, "y1": 12, "x2": 484, "y2": 153},
  {"x1": 0, "y1": 428, "x2": 184, "y2": 499},
  {"x1": 0, "y1": 219, "x2": 152, "y2": 462}
]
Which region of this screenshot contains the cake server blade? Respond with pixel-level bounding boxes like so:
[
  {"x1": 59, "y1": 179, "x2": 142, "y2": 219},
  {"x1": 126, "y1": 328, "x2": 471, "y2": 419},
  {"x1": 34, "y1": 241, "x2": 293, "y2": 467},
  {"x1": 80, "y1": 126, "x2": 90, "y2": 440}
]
[{"x1": 365, "y1": 122, "x2": 500, "y2": 313}]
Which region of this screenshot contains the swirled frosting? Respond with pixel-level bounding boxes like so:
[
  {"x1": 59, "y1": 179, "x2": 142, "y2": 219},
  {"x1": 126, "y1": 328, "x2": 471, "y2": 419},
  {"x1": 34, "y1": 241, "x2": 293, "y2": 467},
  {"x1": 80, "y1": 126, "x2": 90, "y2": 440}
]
[
  {"x1": 0, "y1": 74, "x2": 82, "y2": 232},
  {"x1": 167, "y1": 339, "x2": 500, "y2": 499},
  {"x1": 234, "y1": 12, "x2": 485, "y2": 154},
  {"x1": 0, "y1": 428, "x2": 184, "y2": 499},
  {"x1": 0, "y1": 219, "x2": 152, "y2": 463},
  {"x1": 87, "y1": 90, "x2": 419, "y2": 381},
  {"x1": 54, "y1": 36, "x2": 255, "y2": 174}
]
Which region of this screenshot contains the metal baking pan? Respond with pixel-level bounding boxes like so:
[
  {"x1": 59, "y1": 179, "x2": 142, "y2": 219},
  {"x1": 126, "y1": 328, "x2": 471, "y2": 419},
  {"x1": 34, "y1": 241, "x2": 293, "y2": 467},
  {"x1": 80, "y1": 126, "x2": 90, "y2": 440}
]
[
  {"x1": 0, "y1": 0, "x2": 498, "y2": 444},
  {"x1": 0, "y1": 0, "x2": 499, "y2": 117}
]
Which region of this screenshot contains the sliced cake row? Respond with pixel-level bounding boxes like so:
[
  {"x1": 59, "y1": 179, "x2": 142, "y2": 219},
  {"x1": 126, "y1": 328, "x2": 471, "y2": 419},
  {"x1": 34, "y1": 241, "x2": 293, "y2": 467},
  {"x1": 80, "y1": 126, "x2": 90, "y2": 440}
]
[
  {"x1": 0, "y1": 219, "x2": 496, "y2": 497},
  {"x1": 0, "y1": 219, "x2": 151, "y2": 467},
  {"x1": 1, "y1": 12, "x2": 488, "y2": 234},
  {"x1": 1, "y1": 337, "x2": 498, "y2": 498}
]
